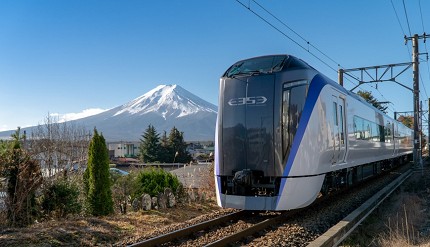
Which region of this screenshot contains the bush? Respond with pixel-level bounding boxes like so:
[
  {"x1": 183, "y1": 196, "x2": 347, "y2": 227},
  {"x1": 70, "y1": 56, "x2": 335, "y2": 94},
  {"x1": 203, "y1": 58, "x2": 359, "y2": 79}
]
[
  {"x1": 112, "y1": 174, "x2": 134, "y2": 214},
  {"x1": 42, "y1": 179, "x2": 81, "y2": 218},
  {"x1": 133, "y1": 168, "x2": 180, "y2": 199}
]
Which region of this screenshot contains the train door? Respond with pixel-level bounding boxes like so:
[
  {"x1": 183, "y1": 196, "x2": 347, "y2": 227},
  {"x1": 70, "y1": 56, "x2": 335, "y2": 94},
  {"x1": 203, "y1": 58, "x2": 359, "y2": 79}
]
[{"x1": 331, "y1": 94, "x2": 347, "y2": 164}]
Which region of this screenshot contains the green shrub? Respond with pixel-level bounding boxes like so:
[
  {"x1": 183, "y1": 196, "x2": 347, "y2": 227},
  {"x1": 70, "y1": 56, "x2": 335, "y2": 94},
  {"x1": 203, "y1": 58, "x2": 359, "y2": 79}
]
[
  {"x1": 42, "y1": 179, "x2": 81, "y2": 218},
  {"x1": 133, "y1": 167, "x2": 180, "y2": 199},
  {"x1": 84, "y1": 129, "x2": 113, "y2": 216}
]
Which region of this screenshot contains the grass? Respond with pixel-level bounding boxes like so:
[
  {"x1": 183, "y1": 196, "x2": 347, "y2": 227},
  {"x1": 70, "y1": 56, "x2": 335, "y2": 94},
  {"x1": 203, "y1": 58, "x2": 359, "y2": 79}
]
[{"x1": 342, "y1": 167, "x2": 430, "y2": 247}]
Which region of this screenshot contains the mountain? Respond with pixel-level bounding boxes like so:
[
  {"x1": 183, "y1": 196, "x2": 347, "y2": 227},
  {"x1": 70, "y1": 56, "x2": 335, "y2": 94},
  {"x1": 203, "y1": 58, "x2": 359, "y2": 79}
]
[{"x1": 0, "y1": 85, "x2": 218, "y2": 142}]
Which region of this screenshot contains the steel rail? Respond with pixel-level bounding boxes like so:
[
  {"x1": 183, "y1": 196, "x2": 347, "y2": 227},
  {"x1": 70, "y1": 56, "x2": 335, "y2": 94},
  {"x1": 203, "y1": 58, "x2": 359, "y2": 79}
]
[
  {"x1": 128, "y1": 210, "x2": 246, "y2": 247},
  {"x1": 205, "y1": 211, "x2": 295, "y2": 247},
  {"x1": 307, "y1": 168, "x2": 413, "y2": 247}
]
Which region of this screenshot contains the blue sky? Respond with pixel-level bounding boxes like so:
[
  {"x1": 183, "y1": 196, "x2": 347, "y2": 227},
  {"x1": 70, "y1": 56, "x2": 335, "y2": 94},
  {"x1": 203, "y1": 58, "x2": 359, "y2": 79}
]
[{"x1": 1, "y1": 0, "x2": 429, "y2": 133}]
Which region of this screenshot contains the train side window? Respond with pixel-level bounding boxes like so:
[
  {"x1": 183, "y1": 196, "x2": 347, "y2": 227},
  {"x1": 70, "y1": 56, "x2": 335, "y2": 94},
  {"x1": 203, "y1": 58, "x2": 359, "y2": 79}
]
[
  {"x1": 353, "y1": 116, "x2": 362, "y2": 139},
  {"x1": 282, "y1": 89, "x2": 290, "y2": 156},
  {"x1": 385, "y1": 123, "x2": 392, "y2": 143},
  {"x1": 339, "y1": 105, "x2": 344, "y2": 144},
  {"x1": 379, "y1": 125, "x2": 385, "y2": 142},
  {"x1": 333, "y1": 102, "x2": 338, "y2": 126},
  {"x1": 365, "y1": 123, "x2": 371, "y2": 140},
  {"x1": 371, "y1": 122, "x2": 379, "y2": 141}
]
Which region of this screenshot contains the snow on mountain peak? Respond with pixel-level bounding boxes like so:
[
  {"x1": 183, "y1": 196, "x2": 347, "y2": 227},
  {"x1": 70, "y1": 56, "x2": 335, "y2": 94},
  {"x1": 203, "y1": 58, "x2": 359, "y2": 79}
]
[{"x1": 113, "y1": 84, "x2": 217, "y2": 119}]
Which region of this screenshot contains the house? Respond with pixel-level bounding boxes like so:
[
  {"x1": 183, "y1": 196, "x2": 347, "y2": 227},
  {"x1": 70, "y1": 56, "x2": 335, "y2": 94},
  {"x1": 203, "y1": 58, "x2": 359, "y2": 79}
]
[{"x1": 107, "y1": 141, "x2": 139, "y2": 159}]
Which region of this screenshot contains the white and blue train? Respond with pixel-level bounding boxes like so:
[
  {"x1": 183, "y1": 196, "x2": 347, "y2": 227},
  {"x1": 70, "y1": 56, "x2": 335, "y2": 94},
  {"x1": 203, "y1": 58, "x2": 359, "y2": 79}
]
[{"x1": 214, "y1": 55, "x2": 413, "y2": 211}]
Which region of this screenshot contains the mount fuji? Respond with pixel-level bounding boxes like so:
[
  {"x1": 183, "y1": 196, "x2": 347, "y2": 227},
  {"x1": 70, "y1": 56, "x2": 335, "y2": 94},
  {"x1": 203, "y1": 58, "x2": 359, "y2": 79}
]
[{"x1": 1, "y1": 85, "x2": 218, "y2": 141}]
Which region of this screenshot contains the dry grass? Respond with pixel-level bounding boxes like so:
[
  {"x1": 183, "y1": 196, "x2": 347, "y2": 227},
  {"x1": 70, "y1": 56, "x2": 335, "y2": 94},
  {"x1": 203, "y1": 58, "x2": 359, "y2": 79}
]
[
  {"x1": 0, "y1": 201, "x2": 220, "y2": 246},
  {"x1": 343, "y1": 168, "x2": 430, "y2": 247},
  {"x1": 375, "y1": 194, "x2": 426, "y2": 247}
]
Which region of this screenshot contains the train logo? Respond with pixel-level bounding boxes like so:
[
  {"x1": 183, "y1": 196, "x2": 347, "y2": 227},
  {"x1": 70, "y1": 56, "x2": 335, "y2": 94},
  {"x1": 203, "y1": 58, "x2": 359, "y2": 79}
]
[{"x1": 227, "y1": 96, "x2": 267, "y2": 106}]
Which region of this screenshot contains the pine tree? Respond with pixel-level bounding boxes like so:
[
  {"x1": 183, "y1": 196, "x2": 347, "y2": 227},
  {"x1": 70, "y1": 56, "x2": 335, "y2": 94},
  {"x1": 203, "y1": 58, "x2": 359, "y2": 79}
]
[
  {"x1": 357, "y1": 90, "x2": 388, "y2": 113},
  {"x1": 138, "y1": 125, "x2": 161, "y2": 163},
  {"x1": 158, "y1": 130, "x2": 171, "y2": 163},
  {"x1": 168, "y1": 127, "x2": 192, "y2": 164},
  {"x1": 84, "y1": 128, "x2": 113, "y2": 216}
]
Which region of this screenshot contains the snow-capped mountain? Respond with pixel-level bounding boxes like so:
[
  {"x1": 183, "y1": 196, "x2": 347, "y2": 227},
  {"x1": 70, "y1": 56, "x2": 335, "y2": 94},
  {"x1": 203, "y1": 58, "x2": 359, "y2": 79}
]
[
  {"x1": 113, "y1": 84, "x2": 217, "y2": 119},
  {"x1": 0, "y1": 85, "x2": 218, "y2": 141}
]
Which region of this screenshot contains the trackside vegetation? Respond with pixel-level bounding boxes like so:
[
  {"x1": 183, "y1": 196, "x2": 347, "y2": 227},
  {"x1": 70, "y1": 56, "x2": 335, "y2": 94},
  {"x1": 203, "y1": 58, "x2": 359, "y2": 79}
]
[
  {"x1": 133, "y1": 167, "x2": 181, "y2": 198},
  {"x1": 83, "y1": 128, "x2": 114, "y2": 216},
  {"x1": 0, "y1": 124, "x2": 206, "y2": 238}
]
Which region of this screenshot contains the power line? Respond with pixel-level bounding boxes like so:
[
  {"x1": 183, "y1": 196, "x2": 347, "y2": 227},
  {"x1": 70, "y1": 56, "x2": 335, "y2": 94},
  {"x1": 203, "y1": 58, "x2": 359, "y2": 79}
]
[
  {"x1": 402, "y1": 0, "x2": 412, "y2": 37},
  {"x1": 392, "y1": 0, "x2": 429, "y2": 107},
  {"x1": 391, "y1": 0, "x2": 407, "y2": 37},
  {"x1": 418, "y1": 0, "x2": 430, "y2": 100},
  {"x1": 234, "y1": 0, "x2": 362, "y2": 90},
  {"x1": 390, "y1": 0, "x2": 412, "y2": 56},
  {"x1": 250, "y1": 0, "x2": 341, "y2": 68},
  {"x1": 234, "y1": 0, "x2": 340, "y2": 74},
  {"x1": 235, "y1": 0, "x2": 412, "y2": 112}
]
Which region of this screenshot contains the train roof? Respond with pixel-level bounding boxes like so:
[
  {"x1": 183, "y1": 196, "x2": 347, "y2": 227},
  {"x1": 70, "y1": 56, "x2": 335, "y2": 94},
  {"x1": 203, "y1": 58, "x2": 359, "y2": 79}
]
[{"x1": 222, "y1": 54, "x2": 314, "y2": 78}]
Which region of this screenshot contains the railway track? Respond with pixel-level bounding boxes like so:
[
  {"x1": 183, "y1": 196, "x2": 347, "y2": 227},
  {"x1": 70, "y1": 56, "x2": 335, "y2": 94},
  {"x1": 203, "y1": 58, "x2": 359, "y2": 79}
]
[
  {"x1": 127, "y1": 165, "x2": 413, "y2": 247},
  {"x1": 129, "y1": 210, "x2": 246, "y2": 247},
  {"x1": 129, "y1": 210, "x2": 297, "y2": 247}
]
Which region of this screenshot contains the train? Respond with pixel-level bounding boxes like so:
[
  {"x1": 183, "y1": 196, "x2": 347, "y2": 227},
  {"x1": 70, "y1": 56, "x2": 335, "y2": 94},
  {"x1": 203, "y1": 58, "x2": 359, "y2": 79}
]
[{"x1": 214, "y1": 54, "x2": 413, "y2": 211}]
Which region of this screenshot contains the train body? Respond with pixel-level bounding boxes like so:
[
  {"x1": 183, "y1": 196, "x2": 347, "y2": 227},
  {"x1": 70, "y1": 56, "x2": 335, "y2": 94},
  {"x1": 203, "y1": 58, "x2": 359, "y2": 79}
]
[{"x1": 214, "y1": 55, "x2": 413, "y2": 211}]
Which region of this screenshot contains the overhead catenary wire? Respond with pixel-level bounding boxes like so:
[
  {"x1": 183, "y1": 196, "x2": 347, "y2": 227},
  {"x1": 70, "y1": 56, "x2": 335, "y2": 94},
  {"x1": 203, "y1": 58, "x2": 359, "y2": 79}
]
[
  {"x1": 234, "y1": 0, "x2": 359, "y2": 88},
  {"x1": 402, "y1": 0, "x2": 413, "y2": 37},
  {"x1": 391, "y1": 0, "x2": 429, "y2": 119},
  {"x1": 418, "y1": 0, "x2": 430, "y2": 100},
  {"x1": 236, "y1": 0, "x2": 416, "y2": 115},
  {"x1": 249, "y1": 0, "x2": 341, "y2": 68},
  {"x1": 234, "y1": 0, "x2": 339, "y2": 74},
  {"x1": 243, "y1": 0, "x2": 397, "y2": 113},
  {"x1": 390, "y1": 0, "x2": 412, "y2": 56}
]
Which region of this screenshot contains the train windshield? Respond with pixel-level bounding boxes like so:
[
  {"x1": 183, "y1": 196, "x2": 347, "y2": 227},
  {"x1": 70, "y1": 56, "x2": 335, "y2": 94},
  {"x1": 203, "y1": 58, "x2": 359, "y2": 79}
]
[{"x1": 224, "y1": 55, "x2": 288, "y2": 78}]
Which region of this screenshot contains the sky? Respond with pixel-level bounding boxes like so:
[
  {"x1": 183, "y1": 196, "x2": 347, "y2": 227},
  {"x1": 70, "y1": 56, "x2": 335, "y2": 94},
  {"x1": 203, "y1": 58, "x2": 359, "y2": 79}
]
[{"x1": 1, "y1": 0, "x2": 429, "y2": 134}]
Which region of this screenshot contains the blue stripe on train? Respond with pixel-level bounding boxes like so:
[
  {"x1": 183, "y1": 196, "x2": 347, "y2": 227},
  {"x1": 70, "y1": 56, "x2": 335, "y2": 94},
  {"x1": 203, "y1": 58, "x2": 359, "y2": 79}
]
[{"x1": 276, "y1": 74, "x2": 327, "y2": 207}]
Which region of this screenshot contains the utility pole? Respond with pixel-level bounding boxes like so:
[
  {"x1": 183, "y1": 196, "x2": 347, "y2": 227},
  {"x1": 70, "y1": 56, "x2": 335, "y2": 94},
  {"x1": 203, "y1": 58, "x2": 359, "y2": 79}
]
[
  {"x1": 420, "y1": 101, "x2": 423, "y2": 159},
  {"x1": 412, "y1": 34, "x2": 420, "y2": 166},
  {"x1": 405, "y1": 33, "x2": 430, "y2": 166},
  {"x1": 428, "y1": 98, "x2": 430, "y2": 155}
]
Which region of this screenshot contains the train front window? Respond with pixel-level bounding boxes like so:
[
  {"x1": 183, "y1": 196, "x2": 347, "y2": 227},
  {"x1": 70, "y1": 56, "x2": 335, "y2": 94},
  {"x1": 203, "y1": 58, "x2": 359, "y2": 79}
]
[
  {"x1": 225, "y1": 55, "x2": 288, "y2": 78},
  {"x1": 282, "y1": 81, "x2": 308, "y2": 159}
]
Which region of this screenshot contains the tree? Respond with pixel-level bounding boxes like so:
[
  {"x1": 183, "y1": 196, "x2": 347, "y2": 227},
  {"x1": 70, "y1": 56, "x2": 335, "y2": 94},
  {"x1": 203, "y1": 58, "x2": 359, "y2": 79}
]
[
  {"x1": 138, "y1": 125, "x2": 161, "y2": 163},
  {"x1": 0, "y1": 128, "x2": 43, "y2": 226},
  {"x1": 158, "y1": 130, "x2": 171, "y2": 163},
  {"x1": 168, "y1": 127, "x2": 192, "y2": 164},
  {"x1": 28, "y1": 114, "x2": 90, "y2": 179},
  {"x1": 357, "y1": 90, "x2": 388, "y2": 113},
  {"x1": 397, "y1": 115, "x2": 414, "y2": 129},
  {"x1": 83, "y1": 128, "x2": 113, "y2": 216}
]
